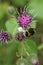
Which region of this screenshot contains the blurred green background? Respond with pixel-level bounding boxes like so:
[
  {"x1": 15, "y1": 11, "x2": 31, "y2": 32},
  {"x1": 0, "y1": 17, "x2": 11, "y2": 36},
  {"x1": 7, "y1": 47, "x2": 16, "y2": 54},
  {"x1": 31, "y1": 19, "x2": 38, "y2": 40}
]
[{"x1": 0, "y1": 0, "x2": 43, "y2": 65}]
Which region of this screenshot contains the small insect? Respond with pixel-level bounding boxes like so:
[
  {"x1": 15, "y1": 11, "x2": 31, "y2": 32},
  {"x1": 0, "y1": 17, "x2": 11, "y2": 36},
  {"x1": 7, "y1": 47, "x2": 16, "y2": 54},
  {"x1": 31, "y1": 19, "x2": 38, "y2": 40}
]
[
  {"x1": 7, "y1": 6, "x2": 14, "y2": 14},
  {"x1": 25, "y1": 28, "x2": 36, "y2": 37}
]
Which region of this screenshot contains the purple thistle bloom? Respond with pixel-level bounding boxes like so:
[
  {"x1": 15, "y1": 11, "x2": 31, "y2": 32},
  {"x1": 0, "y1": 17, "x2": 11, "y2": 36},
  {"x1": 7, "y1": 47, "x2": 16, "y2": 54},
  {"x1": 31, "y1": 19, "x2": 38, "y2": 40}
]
[
  {"x1": 18, "y1": 11, "x2": 32, "y2": 28},
  {"x1": 0, "y1": 31, "x2": 10, "y2": 42}
]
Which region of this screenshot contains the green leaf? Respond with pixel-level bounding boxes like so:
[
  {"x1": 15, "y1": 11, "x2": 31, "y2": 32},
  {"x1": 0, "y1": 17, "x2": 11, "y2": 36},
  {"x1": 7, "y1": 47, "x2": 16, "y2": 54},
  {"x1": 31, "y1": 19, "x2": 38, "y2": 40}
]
[
  {"x1": 24, "y1": 38, "x2": 37, "y2": 55},
  {"x1": 5, "y1": 18, "x2": 18, "y2": 35},
  {"x1": 16, "y1": 42, "x2": 27, "y2": 57},
  {"x1": 16, "y1": 39, "x2": 37, "y2": 57},
  {"x1": 30, "y1": 20, "x2": 37, "y2": 28},
  {"x1": 26, "y1": 0, "x2": 43, "y2": 20}
]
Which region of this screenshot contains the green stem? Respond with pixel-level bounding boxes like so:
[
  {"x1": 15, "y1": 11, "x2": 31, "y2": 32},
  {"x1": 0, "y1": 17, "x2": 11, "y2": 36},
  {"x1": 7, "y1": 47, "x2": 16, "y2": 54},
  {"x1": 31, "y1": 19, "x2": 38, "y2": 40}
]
[{"x1": 22, "y1": 41, "x2": 30, "y2": 57}]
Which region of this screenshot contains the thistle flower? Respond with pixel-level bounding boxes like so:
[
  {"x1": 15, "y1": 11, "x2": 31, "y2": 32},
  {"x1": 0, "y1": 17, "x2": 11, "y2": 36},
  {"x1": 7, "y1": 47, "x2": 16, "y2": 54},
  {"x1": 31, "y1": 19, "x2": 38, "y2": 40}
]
[
  {"x1": 16, "y1": 32, "x2": 25, "y2": 41},
  {"x1": 18, "y1": 11, "x2": 32, "y2": 28},
  {"x1": 0, "y1": 31, "x2": 10, "y2": 42}
]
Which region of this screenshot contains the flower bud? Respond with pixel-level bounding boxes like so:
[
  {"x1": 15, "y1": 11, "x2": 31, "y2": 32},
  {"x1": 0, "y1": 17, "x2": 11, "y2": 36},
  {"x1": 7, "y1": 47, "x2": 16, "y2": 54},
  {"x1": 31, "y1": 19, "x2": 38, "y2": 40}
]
[
  {"x1": 16, "y1": 58, "x2": 28, "y2": 65},
  {"x1": 30, "y1": 54, "x2": 39, "y2": 65},
  {"x1": 16, "y1": 32, "x2": 25, "y2": 41}
]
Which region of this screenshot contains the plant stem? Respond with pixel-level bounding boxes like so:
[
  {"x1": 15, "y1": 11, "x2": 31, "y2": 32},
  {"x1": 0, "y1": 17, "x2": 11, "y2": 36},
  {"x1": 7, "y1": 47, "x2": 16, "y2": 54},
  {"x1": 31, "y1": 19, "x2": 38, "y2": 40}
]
[{"x1": 22, "y1": 41, "x2": 30, "y2": 57}]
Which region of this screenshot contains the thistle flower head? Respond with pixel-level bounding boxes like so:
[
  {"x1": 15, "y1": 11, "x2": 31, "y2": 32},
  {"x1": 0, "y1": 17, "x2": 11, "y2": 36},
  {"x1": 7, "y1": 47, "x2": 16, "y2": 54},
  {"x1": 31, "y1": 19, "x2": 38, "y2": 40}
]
[
  {"x1": 18, "y1": 11, "x2": 32, "y2": 28},
  {"x1": 0, "y1": 31, "x2": 10, "y2": 42},
  {"x1": 16, "y1": 32, "x2": 25, "y2": 41}
]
